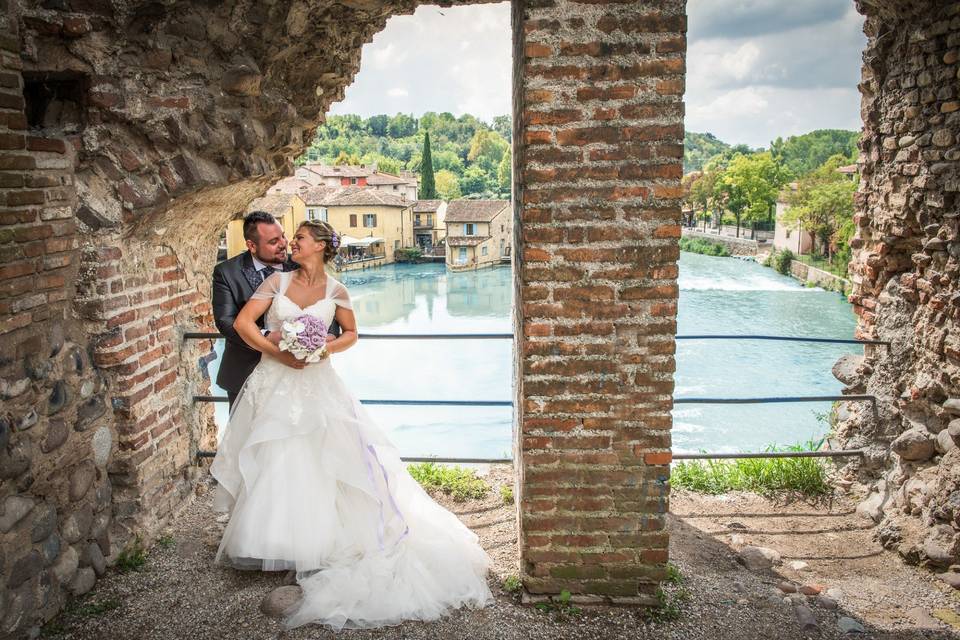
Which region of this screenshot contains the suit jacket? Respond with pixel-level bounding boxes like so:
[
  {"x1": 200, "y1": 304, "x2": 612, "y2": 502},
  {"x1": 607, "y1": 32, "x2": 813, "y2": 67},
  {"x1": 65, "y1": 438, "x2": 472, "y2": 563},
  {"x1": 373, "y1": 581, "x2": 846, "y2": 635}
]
[{"x1": 212, "y1": 252, "x2": 341, "y2": 393}]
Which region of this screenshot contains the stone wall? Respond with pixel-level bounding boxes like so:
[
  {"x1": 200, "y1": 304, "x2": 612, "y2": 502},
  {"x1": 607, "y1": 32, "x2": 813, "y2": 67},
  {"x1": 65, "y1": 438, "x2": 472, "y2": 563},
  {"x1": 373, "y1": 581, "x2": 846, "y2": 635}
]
[
  {"x1": 839, "y1": 0, "x2": 960, "y2": 568},
  {"x1": 513, "y1": 0, "x2": 684, "y2": 603}
]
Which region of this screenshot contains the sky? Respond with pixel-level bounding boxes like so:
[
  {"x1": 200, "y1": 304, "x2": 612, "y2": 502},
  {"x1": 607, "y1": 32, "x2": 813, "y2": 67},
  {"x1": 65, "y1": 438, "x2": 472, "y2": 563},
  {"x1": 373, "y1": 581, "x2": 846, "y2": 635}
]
[{"x1": 329, "y1": 1, "x2": 867, "y2": 149}]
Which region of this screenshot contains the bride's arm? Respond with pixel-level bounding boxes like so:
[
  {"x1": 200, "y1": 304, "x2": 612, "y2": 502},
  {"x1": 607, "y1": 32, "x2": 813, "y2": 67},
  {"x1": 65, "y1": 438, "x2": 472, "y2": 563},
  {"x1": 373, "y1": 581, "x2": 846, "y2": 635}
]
[
  {"x1": 234, "y1": 298, "x2": 305, "y2": 368},
  {"x1": 326, "y1": 306, "x2": 358, "y2": 354}
]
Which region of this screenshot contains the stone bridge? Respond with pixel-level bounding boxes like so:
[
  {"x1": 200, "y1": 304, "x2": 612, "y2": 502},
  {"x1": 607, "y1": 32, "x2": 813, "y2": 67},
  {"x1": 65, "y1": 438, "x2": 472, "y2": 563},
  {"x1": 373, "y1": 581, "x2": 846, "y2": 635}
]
[{"x1": 0, "y1": 0, "x2": 956, "y2": 636}]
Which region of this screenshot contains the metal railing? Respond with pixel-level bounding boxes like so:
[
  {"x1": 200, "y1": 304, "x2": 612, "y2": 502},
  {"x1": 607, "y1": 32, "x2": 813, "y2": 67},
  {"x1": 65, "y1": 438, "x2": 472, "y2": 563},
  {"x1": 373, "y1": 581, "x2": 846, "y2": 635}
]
[{"x1": 185, "y1": 331, "x2": 880, "y2": 463}]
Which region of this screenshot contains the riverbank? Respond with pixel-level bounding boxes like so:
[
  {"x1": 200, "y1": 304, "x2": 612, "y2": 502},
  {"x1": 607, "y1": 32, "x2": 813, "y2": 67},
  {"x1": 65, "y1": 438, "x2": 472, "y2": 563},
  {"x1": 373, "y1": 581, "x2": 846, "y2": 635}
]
[{"x1": 43, "y1": 468, "x2": 960, "y2": 639}]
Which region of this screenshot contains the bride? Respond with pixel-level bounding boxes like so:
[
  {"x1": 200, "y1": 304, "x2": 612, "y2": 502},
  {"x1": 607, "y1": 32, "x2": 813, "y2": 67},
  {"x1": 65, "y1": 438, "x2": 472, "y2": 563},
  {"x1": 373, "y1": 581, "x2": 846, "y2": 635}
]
[{"x1": 210, "y1": 220, "x2": 492, "y2": 630}]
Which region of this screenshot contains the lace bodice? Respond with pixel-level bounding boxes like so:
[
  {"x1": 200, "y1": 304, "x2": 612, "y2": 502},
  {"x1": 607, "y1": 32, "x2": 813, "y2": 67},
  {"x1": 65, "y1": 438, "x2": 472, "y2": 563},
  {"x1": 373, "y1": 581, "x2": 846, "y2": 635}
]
[{"x1": 253, "y1": 271, "x2": 352, "y2": 333}]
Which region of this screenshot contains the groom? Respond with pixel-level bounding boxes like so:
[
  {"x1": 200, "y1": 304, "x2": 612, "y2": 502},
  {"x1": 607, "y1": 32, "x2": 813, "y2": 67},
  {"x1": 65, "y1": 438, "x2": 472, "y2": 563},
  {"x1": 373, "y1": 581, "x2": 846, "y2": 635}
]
[{"x1": 212, "y1": 210, "x2": 340, "y2": 408}]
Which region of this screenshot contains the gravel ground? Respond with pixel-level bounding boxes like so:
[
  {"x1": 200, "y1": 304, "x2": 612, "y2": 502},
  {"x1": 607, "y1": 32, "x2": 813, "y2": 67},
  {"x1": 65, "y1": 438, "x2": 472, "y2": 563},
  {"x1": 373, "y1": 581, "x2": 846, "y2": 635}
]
[{"x1": 43, "y1": 467, "x2": 960, "y2": 640}]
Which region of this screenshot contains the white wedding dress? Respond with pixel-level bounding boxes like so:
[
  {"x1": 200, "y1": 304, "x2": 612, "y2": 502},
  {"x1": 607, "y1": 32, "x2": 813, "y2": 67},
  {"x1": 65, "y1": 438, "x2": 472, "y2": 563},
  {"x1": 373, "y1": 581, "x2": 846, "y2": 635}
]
[{"x1": 210, "y1": 271, "x2": 492, "y2": 630}]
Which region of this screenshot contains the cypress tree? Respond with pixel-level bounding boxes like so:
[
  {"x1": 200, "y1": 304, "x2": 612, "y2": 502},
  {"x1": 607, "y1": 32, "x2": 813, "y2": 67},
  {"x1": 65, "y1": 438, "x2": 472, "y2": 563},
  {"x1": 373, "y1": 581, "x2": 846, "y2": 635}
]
[{"x1": 420, "y1": 131, "x2": 437, "y2": 200}]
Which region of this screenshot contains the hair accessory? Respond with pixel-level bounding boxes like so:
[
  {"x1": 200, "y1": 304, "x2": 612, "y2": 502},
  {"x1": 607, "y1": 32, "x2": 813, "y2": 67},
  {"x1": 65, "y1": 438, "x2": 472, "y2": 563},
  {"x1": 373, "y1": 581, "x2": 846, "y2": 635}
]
[{"x1": 330, "y1": 231, "x2": 340, "y2": 250}]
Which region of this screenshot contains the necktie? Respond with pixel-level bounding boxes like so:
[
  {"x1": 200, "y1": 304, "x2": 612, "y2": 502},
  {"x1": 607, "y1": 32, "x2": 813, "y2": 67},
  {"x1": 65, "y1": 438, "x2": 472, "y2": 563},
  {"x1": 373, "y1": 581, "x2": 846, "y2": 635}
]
[{"x1": 259, "y1": 266, "x2": 276, "y2": 285}]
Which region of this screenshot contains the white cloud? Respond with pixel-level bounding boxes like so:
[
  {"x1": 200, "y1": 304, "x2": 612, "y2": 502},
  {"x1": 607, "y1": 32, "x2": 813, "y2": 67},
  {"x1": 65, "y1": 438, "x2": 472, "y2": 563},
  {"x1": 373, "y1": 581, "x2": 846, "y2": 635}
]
[{"x1": 329, "y1": 1, "x2": 865, "y2": 147}]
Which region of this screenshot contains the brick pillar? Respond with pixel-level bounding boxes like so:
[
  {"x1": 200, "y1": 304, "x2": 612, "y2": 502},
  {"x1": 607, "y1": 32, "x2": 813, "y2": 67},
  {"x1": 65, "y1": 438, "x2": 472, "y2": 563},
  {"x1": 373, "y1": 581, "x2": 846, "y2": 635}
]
[{"x1": 513, "y1": 0, "x2": 685, "y2": 603}]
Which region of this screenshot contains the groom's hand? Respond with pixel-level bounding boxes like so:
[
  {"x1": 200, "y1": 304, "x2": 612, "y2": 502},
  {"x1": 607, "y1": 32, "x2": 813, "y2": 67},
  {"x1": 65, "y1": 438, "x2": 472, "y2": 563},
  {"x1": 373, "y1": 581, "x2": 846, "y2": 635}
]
[{"x1": 266, "y1": 331, "x2": 282, "y2": 346}]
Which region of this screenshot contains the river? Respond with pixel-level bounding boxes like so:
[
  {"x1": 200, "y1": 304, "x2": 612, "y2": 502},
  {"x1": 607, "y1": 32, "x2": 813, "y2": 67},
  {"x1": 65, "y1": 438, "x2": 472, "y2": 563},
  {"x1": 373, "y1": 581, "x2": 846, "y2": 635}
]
[{"x1": 209, "y1": 253, "x2": 857, "y2": 458}]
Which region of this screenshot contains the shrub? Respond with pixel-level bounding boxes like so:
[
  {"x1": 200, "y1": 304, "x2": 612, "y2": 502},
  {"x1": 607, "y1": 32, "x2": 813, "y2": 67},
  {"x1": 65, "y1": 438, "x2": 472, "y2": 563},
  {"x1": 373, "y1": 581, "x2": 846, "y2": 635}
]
[
  {"x1": 678, "y1": 236, "x2": 731, "y2": 257},
  {"x1": 769, "y1": 248, "x2": 795, "y2": 275},
  {"x1": 394, "y1": 247, "x2": 423, "y2": 262}
]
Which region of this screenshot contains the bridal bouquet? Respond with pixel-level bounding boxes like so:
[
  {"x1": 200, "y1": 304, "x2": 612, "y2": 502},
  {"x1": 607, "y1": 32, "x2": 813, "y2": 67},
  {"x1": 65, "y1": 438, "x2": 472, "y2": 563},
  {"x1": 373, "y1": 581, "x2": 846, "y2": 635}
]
[{"x1": 278, "y1": 315, "x2": 330, "y2": 362}]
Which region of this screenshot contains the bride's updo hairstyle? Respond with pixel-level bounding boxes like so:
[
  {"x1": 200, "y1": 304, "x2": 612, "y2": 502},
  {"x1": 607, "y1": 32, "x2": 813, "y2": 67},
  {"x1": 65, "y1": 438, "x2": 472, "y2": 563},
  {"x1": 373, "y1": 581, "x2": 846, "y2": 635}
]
[{"x1": 298, "y1": 220, "x2": 340, "y2": 263}]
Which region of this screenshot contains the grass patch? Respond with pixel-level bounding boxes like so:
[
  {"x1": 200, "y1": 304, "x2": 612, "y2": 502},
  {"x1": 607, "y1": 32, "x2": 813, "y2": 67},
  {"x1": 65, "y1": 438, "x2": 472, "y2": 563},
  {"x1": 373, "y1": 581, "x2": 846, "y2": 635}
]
[
  {"x1": 679, "y1": 236, "x2": 731, "y2": 257},
  {"x1": 115, "y1": 536, "x2": 148, "y2": 572},
  {"x1": 407, "y1": 462, "x2": 490, "y2": 502},
  {"x1": 156, "y1": 534, "x2": 176, "y2": 549},
  {"x1": 500, "y1": 485, "x2": 514, "y2": 505},
  {"x1": 670, "y1": 440, "x2": 832, "y2": 497}
]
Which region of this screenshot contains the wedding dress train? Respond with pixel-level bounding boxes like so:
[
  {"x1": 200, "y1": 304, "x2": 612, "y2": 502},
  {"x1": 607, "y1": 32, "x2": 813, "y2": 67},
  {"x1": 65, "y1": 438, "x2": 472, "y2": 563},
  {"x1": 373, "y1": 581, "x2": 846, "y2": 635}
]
[{"x1": 210, "y1": 271, "x2": 492, "y2": 629}]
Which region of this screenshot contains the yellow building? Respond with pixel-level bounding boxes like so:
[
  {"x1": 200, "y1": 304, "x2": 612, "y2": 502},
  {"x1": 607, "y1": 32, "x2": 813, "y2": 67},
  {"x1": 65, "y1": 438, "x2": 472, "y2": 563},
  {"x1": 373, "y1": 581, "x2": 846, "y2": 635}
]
[
  {"x1": 412, "y1": 200, "x2": 447, "y2": 253},
  {"x1": 444, "y1": 200, "x2": 512, "y2": 271},
  {"x1": 226, "y1": 193, "x2": 305, "y2": 258},
  {"x1": 302, "y1": 186, "x2": 415, "y2": 271}
]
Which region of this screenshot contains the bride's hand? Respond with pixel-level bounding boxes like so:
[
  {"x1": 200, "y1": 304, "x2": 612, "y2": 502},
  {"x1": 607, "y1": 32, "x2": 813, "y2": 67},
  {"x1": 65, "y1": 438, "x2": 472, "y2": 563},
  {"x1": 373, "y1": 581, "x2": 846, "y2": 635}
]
[
  {"x1": 275, "y1": 350, "x2": 307, "y2": 369},
  {"x1": 266, "y1": 331, "x2": 282, "y2": 346}
]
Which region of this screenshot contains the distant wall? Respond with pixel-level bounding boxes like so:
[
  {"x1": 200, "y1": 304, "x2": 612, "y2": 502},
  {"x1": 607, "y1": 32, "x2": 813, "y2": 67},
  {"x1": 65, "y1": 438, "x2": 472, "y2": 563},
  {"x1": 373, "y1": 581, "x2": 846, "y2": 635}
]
[{"x1": 789, "y1": 261, "x2": 851, "y2": 294}]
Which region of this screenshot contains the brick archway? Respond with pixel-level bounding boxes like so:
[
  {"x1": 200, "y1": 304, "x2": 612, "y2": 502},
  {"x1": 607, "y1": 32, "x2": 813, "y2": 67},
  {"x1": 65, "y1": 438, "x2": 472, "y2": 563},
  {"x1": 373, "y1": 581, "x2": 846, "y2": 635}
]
[{"x1": 0, "y1": 0, "x2": 685, "y2": 633}]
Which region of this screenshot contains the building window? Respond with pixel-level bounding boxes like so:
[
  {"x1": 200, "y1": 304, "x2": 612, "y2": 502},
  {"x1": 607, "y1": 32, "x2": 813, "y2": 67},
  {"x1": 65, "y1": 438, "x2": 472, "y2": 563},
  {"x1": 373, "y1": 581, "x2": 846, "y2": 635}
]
[
  {"x1": 363, "y1": 214, "x2": 377, "y2": 228},
  {"x1": 481, "y1": 246, "x2": 488, "y2": 257},
  {"x1": 501, "y1": 224, "x2": 504, "y2": 232},
  {"x1": 464, "y1": 223, "x2": 476, "y2": 236},
  {"x1": 351, "y1": 178, "x2": 358, "y2": 185},
  {"x1": 393, "y1": 185, "x2": 398, "y2": 190},
  {"x1": 415, "y1": 214, "x2": 421, "y2": 226},
  {"x1": 320, "y1": 207, "x2": 328, "y2": 222},
  {"x1": 458, "y1": 247, "x2": 467, "y2": 263},
  {"x1": 349, "y1": 214, "x2": 357, "y2": 227},
  {"x1": 394, "y1": 240, "x2": 400, "y2": 250},
  {"x1": 307, "y1": 208, "x2": 316, "y2": 220},
  {"x1": 427, "y1": 215, "x2": 433, "y2": 227}
]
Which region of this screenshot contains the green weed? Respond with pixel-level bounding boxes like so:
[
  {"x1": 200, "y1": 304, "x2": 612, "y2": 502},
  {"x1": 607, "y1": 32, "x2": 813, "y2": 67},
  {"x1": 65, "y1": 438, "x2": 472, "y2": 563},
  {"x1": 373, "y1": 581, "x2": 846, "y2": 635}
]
[
  {"x1": 115, "y1": 536, "x2": 148, "y2": 572},
  {"x1": 502, "y1": 575, "x2": 522, "y2": 594},
  {"x1": 534, "y1": 589, "x2": 581, "y2": 617},
  {"x1": 500, "y1": 485, "x2": 514, "y2": 505}
]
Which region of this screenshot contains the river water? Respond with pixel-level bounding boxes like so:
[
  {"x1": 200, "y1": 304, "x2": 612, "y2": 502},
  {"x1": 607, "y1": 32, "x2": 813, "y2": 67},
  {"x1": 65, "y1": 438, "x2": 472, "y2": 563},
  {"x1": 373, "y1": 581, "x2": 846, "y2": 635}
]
[{"x1": 209, "y1": 253, "x2": 857, "y2": 457}]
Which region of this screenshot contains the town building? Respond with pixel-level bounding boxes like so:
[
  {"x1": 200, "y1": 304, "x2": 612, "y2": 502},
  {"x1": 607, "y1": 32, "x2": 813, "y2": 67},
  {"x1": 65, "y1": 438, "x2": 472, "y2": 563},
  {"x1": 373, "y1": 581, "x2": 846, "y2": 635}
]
[
  {"x1": 444, "y1": 200, "x2": 512, "y2": 271},
  {"x1": 315, "y1": 186, "x2": 414, "y2": 271},
  {"x1": 412, "y1": 199, "x2": 447, "y2": 253},
  {"x1": 294, "y1": 163, "x2": 418, "y2": 201}
]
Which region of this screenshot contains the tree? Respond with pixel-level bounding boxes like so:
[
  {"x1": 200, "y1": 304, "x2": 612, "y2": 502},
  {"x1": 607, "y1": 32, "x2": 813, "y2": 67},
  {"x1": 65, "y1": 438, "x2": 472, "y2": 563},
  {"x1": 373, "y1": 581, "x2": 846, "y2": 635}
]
[
  {"x1": 684, "y1": 170, "x2": 718, "y2": 230},
  {"x1": 783, "y1": 154, "x2": 857, "y2": 267},
  {"x1": 497, "y1": 151, "x2": 511, "y2": 195},
  {"x1": 435, "y1": 169, "x2": 461, "y2": 200},
  {"x1": 360, "y1": 153, "x2": 401, "y2": 175},
  {"x1": 467, "y1": 129, "x2": 509, "y2": 165},
  {"x1": 492, "y1": 115, "x2": 512, "y2": 142},
  {"x1": 459, "y1": 165, "x2": 491, "y2": 195},
  {"x1": 715, "y1": 152, "x2": 789, "y2": 237},
  {"x1": 770, "y1": 129, "x2": 859, "y2": 177},
  {"x1": 420, "y1": 131, "x2": 437, "y2": 199},
  {"x1": 684, "y1": 131, "x2": 732, "y2": 173},
  {"x1": 387, "y1": 113, "x2": 418, "y2": 138},
  {"x1": 333, "y1": 150, "x2": 361, "y2": 166},
  {"x1": 433, "y1": 149, "x2": 464, "y2": 175},
  {"x1": 367, "y1": 114, "x2": 389, "y2": 137}
]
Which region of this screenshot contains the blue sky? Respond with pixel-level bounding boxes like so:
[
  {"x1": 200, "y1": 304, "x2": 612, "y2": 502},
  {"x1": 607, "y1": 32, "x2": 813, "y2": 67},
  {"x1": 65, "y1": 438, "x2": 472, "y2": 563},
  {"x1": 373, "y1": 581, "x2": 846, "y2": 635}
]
[{"x1": 329, "y1": 1, "x2": 867, "y2": 148}]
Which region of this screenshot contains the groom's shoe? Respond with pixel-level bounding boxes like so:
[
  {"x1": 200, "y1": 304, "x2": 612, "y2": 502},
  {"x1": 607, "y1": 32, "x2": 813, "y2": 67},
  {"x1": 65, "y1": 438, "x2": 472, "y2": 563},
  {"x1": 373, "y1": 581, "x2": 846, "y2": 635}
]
[{"x1": 282, "y1": 569, "x2": 297, "y2": 585}]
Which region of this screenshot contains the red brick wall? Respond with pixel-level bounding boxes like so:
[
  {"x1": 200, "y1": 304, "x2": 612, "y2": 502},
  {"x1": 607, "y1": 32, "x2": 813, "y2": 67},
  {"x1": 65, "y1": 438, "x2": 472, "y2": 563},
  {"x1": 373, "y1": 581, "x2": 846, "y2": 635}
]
[{"x1": 512, "y1": 0, "x2": 685, "y2": 603}]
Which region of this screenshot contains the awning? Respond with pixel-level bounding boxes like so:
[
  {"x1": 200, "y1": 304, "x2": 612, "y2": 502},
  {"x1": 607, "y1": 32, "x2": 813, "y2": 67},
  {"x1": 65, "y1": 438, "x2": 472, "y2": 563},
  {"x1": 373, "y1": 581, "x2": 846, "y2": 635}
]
[{"x1": 353, "y1": 236, "x2": 384, "y2": 247}]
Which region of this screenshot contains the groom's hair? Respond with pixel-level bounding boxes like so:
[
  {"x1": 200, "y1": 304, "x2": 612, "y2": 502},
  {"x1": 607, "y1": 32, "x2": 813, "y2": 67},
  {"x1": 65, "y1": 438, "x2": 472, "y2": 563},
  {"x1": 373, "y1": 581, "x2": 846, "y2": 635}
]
[{"x1": 243, "y1": 211, "x2": 278, "y2": 242}]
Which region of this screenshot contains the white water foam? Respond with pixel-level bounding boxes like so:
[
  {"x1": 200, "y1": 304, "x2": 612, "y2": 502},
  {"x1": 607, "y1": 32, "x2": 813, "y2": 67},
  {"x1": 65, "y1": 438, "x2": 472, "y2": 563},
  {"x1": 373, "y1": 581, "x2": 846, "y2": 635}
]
[{"x1": 679, "y1": 274, "x2": 812, "y2": 292}]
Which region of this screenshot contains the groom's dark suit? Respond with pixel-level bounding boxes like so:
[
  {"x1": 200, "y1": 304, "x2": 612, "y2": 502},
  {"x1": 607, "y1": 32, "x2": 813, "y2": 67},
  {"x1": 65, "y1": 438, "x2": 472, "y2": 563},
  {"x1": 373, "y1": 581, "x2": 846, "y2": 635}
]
[{"x1": 212, "y1": 251, "x2": 340, "y2": 405}]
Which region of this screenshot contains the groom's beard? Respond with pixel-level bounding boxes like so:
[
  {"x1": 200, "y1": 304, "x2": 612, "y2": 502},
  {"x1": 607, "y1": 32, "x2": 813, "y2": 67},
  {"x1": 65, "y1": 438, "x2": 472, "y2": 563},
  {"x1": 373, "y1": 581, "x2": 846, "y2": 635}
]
[{"x1": 252, "y1": 249, "x2": 289, "y2": 267}]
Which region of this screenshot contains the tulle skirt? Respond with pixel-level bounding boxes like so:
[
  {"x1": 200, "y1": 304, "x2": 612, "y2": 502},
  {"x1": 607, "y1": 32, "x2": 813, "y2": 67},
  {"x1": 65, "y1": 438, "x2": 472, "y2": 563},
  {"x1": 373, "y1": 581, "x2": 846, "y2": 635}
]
[{"x1": 210, "y1": 355, "x2": 493, "y2": 630}]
